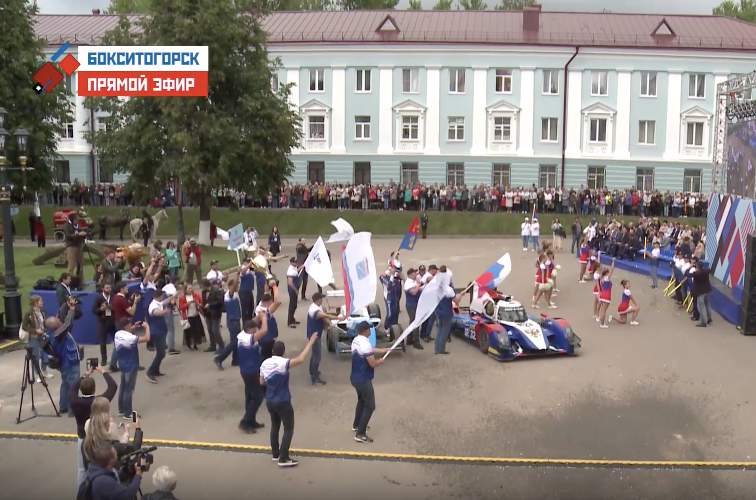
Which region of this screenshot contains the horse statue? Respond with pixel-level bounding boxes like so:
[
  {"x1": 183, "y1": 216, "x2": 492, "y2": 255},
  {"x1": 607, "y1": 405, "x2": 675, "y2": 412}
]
[
  {"x1": 130, "y1": 208, "x2": 169, "y2": 243},
  {"x1": 98, "y1": 208, "x2": 131, "y2": 241}
]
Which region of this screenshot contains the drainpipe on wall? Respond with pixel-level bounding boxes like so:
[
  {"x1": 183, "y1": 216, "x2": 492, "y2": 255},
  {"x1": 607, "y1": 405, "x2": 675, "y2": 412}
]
[
  {"x1": 89, "y1": 108, "x2": 97, "y2": 183},
  {"x1": 560, "y1": 46, "x2": 580, "y2": 189}
]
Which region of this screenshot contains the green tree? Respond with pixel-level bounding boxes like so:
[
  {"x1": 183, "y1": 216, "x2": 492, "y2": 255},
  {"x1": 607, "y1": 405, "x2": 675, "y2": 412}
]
[
  {"x1": 408, "y1": 0, "x2": 423, "y2": 8},
  {"x1": 106, "y1": 0, "x2": 152, "y2": 14},
  {"x1": 458, "y1": 0, "x2": 487, "y2": 8},
  {"x1": 713, "y1": 0, "x2": 756, "y2": 22},
  {"x1": 339, "y1": 0, "x2": 399, "y2": 8},
  {"x1": 494, "y1": 0, "x2": 533, "y2": 10},
  {"x1": 433, "y1": 0, "x2": 453, "y2": 9},
  {"x1": 600, "y1": 7, "x2": 612, "y2": 12},
  {"x1": 0, "y1": 0, "x2": 73, "y2": 193},
  {"x1": 87, "y1": 0, "x2": 301, "y2": 244}
]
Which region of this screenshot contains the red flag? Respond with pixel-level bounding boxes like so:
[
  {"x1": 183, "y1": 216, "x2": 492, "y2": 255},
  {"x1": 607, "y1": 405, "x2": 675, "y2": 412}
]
[{"x1": 407, "y1": 216, "x2": 420, "y2": 235}]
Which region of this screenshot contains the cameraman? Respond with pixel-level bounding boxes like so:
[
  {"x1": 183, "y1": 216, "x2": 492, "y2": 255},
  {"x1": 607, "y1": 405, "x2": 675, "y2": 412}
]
[
  {"x1": 63, "y1": 212, "x2": 88, "y2": 277},
  {"x1": 87, "y1": 444, "x2": 144, "y2": 500},
  {"x1": 46, "y1": 295, "x2": 83, "y2": 417}
]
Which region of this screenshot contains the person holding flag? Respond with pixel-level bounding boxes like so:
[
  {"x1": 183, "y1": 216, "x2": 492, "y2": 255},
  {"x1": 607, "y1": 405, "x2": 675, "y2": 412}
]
[
  {"x1": 433, "y1": 266, "x2": 464, "y2": 356},
  {"x1": 380, "y1": 263, "x2": 403, "y2": 330},
  {"x1": 403, "y1": 268, "x2": 425, "y2": 350},
  {"x1": 530, "y1": 206, "x2": 541, "y2": 251}
]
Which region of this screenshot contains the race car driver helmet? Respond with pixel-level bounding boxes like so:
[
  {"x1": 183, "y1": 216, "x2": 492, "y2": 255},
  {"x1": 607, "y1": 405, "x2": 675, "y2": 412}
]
[{"x1": 390, "y1": 258, "x2": 402, "y2": 272}]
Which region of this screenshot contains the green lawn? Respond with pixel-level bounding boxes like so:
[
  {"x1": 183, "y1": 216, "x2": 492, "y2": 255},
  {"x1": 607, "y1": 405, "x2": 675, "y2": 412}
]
[{"x1": 11, "y1": 205, "x2": 707, "y2": 240}]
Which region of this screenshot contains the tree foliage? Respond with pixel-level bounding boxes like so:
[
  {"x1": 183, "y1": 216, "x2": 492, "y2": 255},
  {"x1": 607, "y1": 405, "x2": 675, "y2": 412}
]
[
  {"x1": 88, "y1": 0, "x2": 301, "y2": 242},
  {"x1": 713, "y1": 0, "x2": 756, "y2": 23},
  {"x1": 109, "y1": 0, "x2": 400, "y2": 11},
  {"x1": 493, "y1": 0, "x2": 534, "y2": 10},
  {"x1": 0, "y1": 0, "x2": 73, "y2": 192},
  {"x1": 458, "y1": 0, "x2": 487, "y2": 9},
  {"x1": 407, "y1": 0, "x2": 423, "y2": 8},
  {"x1": 433, "y1": 0, "x2": 453, "y2": 9}
]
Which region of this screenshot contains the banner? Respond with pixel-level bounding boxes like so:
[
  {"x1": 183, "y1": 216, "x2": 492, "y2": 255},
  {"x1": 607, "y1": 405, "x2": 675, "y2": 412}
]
[
  {"x1": 304, "y1": 237, "x2": 335, "y2": 287},
  {"x1": 342, "y1": 232, "x2": 377, "y2": 314},
  {"x1": 386, "y1": 270, "x2": 452, "y2": 354},
  {"x1": 474, "y1": 253, "x2": 512, "y2": 290},
  {"x1": 226, "y1": 223, "x2": 245, "y2": 250},
  {"x1": 327, "y1": 218, "x2": 355, "y2": 243}
]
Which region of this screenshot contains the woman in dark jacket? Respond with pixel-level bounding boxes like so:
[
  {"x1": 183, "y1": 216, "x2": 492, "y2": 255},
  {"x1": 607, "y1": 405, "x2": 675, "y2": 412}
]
[{"x1": 268, "y1": 226, "x2": 281, "y2": 256}]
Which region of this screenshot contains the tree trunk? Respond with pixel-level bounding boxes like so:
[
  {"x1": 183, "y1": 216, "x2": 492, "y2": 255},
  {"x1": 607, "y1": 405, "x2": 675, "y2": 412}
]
[
  {"x1": 175, "y1": 177, "x2": 186, "y2": 246},
  {"x1": 197, "y1": 196, "x2": 212, "y2": 246}
]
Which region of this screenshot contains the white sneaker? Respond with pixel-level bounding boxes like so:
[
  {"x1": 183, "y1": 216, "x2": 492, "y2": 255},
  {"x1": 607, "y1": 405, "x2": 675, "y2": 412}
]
[
  {"x1": 548, "y1": 304, "x2": 558, "y2": 309},
  {"x1": 600, "y1": 324, "x2": 609, "y2": 329},
  {"x1": 630, "y1": 321, "x2": 639, "y2": 325},
  {"x1": 523, "y1": 248, "x2": 528, "y2": 252},
  {"x1": 579, "y1": 280, "x2": 586, "y2": 284},
  {"x1": 608, "y1": 316, "x2": 613, "y2": 324},
  {"x1": 43, "y1": 371, "x2": 54, "y2": 379},
  {"x1": 35, "y1": 376, "x2": 41, "y2": 383}
]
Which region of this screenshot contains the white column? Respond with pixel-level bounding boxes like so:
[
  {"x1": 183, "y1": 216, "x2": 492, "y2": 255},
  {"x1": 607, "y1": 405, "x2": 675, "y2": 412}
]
[
  {"x1": 663, "y1": 70, "x2": 682, "y2": 160},
  {"x1": 564, "y1": 68, "x2": 582, "y2": 157},
  {"x1": 330, "y1": 66, "x2": 346, "y2": 154},
  {"x1": 518, "y1": 67, "x2": 534, "y2": 156},
  {"x1": 74, "y1": 88, "x2": 89, "y2": 154},
  {"x1": 614, "y1": 69, "x2": 632, "y2": 159},
  {"x1": 470, "y1": 66, "x2": 488, "y2": 156},
  {"x1": 425, "y1": 65, "x2": 441, "y2": 155},
  {"x1": 378, "y1": 66, "x2": 394, "y2": 155},
  {"x1": 286, "y1": 67, "x2": 300, "y2": 108}
]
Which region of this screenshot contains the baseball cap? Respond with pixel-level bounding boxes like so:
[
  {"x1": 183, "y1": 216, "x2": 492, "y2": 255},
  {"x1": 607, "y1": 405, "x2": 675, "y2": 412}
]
[
  {"x1": 312, "y1": 292, "x2": 325, "y2": 301},
  {"x1": 210, "y1": 259, "x2": 219, "y2": 265}
]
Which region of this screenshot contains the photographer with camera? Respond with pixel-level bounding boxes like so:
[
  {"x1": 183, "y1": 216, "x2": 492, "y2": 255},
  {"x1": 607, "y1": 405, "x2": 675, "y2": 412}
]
[
  {"x1": 85, "y1": 444, "x2": 145, "y2": 500},
  {"x1": 46, "y1": 295, "x2": 83, "y2": 417},
  {"x1": 115, "y1": 318, "x2": 151, "y2": 419},
  {"x1": 64, "y1": 212, "x2": 89, "y2": 278},
  {"x1": 111, "y1": 281, "x2": 142, "y2": 373}
]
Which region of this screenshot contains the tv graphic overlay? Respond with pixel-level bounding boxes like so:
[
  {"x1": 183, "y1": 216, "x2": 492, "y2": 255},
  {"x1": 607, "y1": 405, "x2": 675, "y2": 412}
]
[
  {"x1": 32, "y1": 41, "x2": 80, "y2": 94},
  {"x1": 77, "y1": 46, "x2": 209, "y2": 97},
  {"x1": 726, "y1": 120, "x2": 756, "y2": 199}
]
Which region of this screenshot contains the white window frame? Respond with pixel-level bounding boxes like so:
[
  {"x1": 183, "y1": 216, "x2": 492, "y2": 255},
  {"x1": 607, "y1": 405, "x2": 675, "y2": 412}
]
[
  {"x1": 683, "y1": 169, "x2": 703, "y2": 193},
  {"x1": 393, "y1": 100, "x2": 426, "y2": 152},
  {"x1": 403, "y1": 116, "x2": 420, "y2": 141},
  {"x1": 493, "y1": 117, "x2": 511, "y2": 143},
  {"x1": 686, "y1": 122, "x2": 704, "y2": 146},
  {"x1": 638, "y1": 120, "x2": 656, "y2": 146},
  {"x1": 355, "y1": 116, "x2": 371, "y2": 141},
  {"x1": 640, "y1": 71, "x2": 657, "y2": 97},
  {"x1": 299, "y1": 99, "x2": 331, "y2": 151},
  {"x1": 446, "y1": 163, "x2": 465, "y2": 186},
  {"x1": 542, "y1": 70, "x2": 558, "y2": 95},
  {"x1": 447, "y1": 117, "x2": 465, "y2": 142},
  {"x1": 356, "y1": 69, "x2": 371, "y2": 93},
  {"x1": 486, "y1": 101, "x2": 520, "y2": 153},
  {"x1": 495, "y1": 69, "x2": 512, "y2": 94},
  {"x1": 492, "y1": 164, "x2": 511, "y2": 187},
  {"x1": 589, "y1": 118, "x2": 608, "y2": 143},
  {"x1": 60, "y1": 122, "x2": 74, "y2": 140},
  {"x1": 538, "y1": 165, "x2": 558, "y2": 189},
  {"x1": 680, "y1": 106, "x2": 712, "y2": 159},
  {"x1": 541, "y1": 117, "x2": 558, "y2": 142},
  {"x1": 271, "y1": 72, "x2": 279, "y2": 92},
  {"x1": 449, "y1": 69, "x2": 466, "y2": 94},
  {"x1": 308, "y1": 115, "x2": 326, "y2": 140},
  {"x1": 582, "y1": 103, "x2": 615, "y2": 155},
  {"x1": 636, "y1": 168, "x2": 655, "y2": 191},
  {"x1": 309, "y1": 69, "x2": 325, "y2": 92},
  {"x1": 402, "y1": 68, "x2": 419, "y2": 94},
  {"x1": 401, "y1": 163, "x2": 419, "y2": 184},
  {"x1": 96, "y1": 117, "x2": 106, "y2": 133},
  {"x1": 587, "y1": 166, "x2": 606, "y2": 190},
  {"x1": 688, "y1": 73, "x2": 705, "y2": 99},
  {"x1": 590, "y1": 71, "x2": 608, "y2": 96}
]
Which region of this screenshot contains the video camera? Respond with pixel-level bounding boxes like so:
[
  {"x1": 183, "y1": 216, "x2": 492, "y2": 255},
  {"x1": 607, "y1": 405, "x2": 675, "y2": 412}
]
[{"x1": 118, "y1": 446, "x2": 157, "y2": 483}]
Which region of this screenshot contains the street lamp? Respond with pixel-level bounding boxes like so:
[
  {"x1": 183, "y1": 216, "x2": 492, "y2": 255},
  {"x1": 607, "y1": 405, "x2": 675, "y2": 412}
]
[{"x1": 0, "y1": 106, "x2": 32, "y2": 340}]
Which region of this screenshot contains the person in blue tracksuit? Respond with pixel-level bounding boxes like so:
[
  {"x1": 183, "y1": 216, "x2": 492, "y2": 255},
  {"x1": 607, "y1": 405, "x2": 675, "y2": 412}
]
[
  {"x1": 238, "y1": 258, "x2": 255, "y2": 322},
  {"x1": 214, "y1": 278, "x2": 243, "y2": 370},
  {"x1": 145, "y1": 289, "x2": 174, "y2": 383},
  {"x1": 433, "y1": 266, "x2": 462, "y2": 356},
  {"x1": 237, "y1": 316, "x2": 269, "y2": 434},
  {"x1": 379, "y1": 267, "x2": 402, "y2": 329},
  {"x1": 306, "y1": 292, "x2": 342, "y2": 386},
  {"x1": 255, "y1": 280, "x2": 282, "y2": 360},
  {"x1": 115, "y1": 318, "x2": 151, "y2": 418},
  {"x1": 46, "y1": 298, "x2": 82, "y2": 417},
  {"x1": 351, "y1": 321, "x2": 388, "y2": 444}
]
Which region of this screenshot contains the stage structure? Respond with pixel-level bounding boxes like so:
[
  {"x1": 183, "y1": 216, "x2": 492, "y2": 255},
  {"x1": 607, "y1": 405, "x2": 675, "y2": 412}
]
[{"x1": 714, "y1": 70, "x2": 756, "y2": 195}]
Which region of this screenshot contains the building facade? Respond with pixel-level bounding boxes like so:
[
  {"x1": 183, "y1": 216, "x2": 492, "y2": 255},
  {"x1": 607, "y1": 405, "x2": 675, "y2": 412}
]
[{"x1": 35, "y1": 9, "x2": 756, "y2": 191}]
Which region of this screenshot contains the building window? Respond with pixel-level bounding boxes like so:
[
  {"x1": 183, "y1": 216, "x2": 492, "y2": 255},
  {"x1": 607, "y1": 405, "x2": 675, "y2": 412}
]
[
  {"x1": 447, "y1": 117, "x2": 465, "y2": 141},
  {"x1": 98, "y1": 160, "x2": 113, "y2": 183},
  {"x1": 495, "y1": 69, "x2": 512, "y2": 93},
  {"x1": 686, "y1": 122, "x2": 704, "y2": 146},
  {"x1": 271, "y1": 73, "x2": 279, "y2": 91},
  {"x1": 55, "y1": 160, "x2": 71, "y2": 183},
  {"x1": 541, "y1": 118, "x2": 558, "y2": 142},
  {"x1": 308, "y1": 115, "x2": 325, "y2": 139},
  {"x1": 402, "y1": 69, "x2": 419, "y2": 93},
  {"x1": 355, "y1": 116, "x2": 371, "y2": 140},
  {"x1": 636, "y1": 168, "x2": 654, "y2": 191},
  {"x1": 638, "y1": 120, "x2": 656, "y2": 145},
  {"x1": 402, "y1": 116, "x2": 419, "y2": 140},
  {"x1": 493, "y1": 117, "x2": 511, "y2": 143},
  {"x1": 542, "y1": 70, "x2": 558, "y2": 95},
  {"x1": 684, "y1": 169, "x2": 702, "y2": 192},
  {"x1": 96, "y1": 117, "x2": 106, "y2": 133},
  {"x1": 492, "y1": 164, "x2": 510, "y2": 187},
  {"x1": 309, "y1": 69, "x2": 324, "y2": 92},
  {"x1": 640, "y1": 72, "x2": 657, "y2": 97},
  {"x1": 589, "y1": 118, "x2": 607, "y2": 143},
  {"x1": 538, "y1": 165, "x2": 557, "y2": 189},
  {"x1": 587, "y1": 166, "x2": 606, "y2": 190},
  {"x1": 64, "y1": 74, "x2": 73, "y2": 94},
  {"x1": 354, "y1": 162, "x2": 371, "y2": 184},
  {"x1": 449, "y1": 69, "x2": 466, "y2": 94},
  {"x1": 307, "y1": 161, "x2": 325, "y2": 183},
  {"x1": 591, "y1": 71, "x2": 608, "y2": 96},
  {"x1": 689, "y1": 74, "x2": 705, "y2": 98},
  {"x1": 59, "y1": 123, "x2": 74, "y2": 139},
  {"x1": 446, "y1": 163, "x2": 465, "y2": 185},
  {"x1": 356, "y1": 69, "x2": 371, "y2": 92},
  {"x1": 401, "y1": 162, "x2": 419, "y2": 185}
]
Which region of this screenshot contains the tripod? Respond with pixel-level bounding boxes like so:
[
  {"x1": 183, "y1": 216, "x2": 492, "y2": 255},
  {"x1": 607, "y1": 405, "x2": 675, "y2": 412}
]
[{"x1": 16, "y1": 347, "x2": 60, "y2": 424}]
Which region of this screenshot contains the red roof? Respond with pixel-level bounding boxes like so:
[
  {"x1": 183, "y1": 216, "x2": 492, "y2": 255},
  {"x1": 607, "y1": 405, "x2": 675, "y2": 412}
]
[{"x1": 33, "y1": 11, "x2": 756, "y2": 51}]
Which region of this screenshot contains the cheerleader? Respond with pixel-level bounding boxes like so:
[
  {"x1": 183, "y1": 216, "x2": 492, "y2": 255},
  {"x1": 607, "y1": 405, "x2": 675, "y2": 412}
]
[
  {"x1": 597, "y1": 258, "x2": 616, "y2": 329},
  {"x1": 614, "y1": 280, "x2": 640, "y2": 325},
  {"x1": 592, "y1": 260, "x2": 603, "y2": 321},
  {"x1": 532, "y1": 249, "x2": 545, "y2": 302},
  {"x1": 545, "y1": 250, "x2": 558, "y2": 304},
  {"x1": 547, "y1": 249, "x2": 560, "y2": 293},
  {"x1": 578, "y1": 237, "x2": 590, "y2": 283},
  {"x1": 532, "y1": 253, "x2": 555, "y2": 309}
]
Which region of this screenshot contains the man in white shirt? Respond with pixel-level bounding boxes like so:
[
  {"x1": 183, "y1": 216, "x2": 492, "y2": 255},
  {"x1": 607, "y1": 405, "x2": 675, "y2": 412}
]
[
  {"x1": 403, "y1": 269, "x2": 425, "y2": 349},
  {"x1": 145, "y1": 289, "x2": 174, "y2": 383},
  {"x1": 521, "y1": 217, "x2": 531, "y2": 252},
  {"x1": 530, "y1": 217, "x2": 540, "y2": 252},
  {"x1": 583, "y1": 222, "x2": 597, "y2": 242},
  {"x1": 206, "y1": 260, "x2": 226, "y2": 288},
  {"x1": 286, "y1": 257, "x2": 301, "y2": 328}
]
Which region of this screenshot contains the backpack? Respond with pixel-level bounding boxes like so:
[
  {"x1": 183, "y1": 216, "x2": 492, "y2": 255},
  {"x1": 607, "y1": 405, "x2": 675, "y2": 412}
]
[{"x1": 76, "y1": 476, "x2": 93, "y2": 500}]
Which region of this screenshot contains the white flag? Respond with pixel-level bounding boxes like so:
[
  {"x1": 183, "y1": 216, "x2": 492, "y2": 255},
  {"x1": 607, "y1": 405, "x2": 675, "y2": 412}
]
[
  {"x1": 216, "y1": 227, "x2": 230, "y2": 241},
  {"x1": 326, "y1": 218, "x2": 355, "y2": 243},
  {"x1": 386, "y1": 271, "x2": 452, "y2": 354},
  {"x1": 343, "y1": 232, "x2": 377, "y2": 313},
  {"x1": 304, "y1": 237, "x2": 334, "y2": 287}
]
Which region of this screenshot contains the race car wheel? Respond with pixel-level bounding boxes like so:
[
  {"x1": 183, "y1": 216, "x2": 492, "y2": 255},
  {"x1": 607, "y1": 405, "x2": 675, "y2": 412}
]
[
  {"x1": 326, "y1": 326, "x2": 337, "y2": 353},
  {"x1": 477, "y1": 326, "x2": 489, "y2": 354},
  {"x1": 367, "y1": 304, "x2": 381, "y2": 320}
]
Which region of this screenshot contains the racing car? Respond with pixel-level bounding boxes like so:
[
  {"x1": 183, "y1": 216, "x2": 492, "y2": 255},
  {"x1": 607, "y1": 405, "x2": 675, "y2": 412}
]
[
  {"x1": 323, "y1": 290, "x2": 406, "y2": 355},
  {"x1": 450, "y1": 283, "x2": 581, "y2": 361}
]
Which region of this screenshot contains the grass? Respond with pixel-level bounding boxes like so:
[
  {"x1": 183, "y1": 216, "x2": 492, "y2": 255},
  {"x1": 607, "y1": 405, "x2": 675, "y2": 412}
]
[
  {"x1": 3, "y1": 245, "x2": 242, "y2": 301},
  {"x1": 11, "y1": 205, "x2": 707, "y2": 239}
]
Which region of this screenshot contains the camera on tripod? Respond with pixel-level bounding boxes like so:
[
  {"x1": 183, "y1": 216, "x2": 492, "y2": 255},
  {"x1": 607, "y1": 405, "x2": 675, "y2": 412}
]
[{"x1": 119, "y1": 446, "x2": 157, "y2": 483}]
